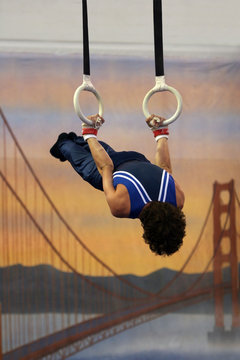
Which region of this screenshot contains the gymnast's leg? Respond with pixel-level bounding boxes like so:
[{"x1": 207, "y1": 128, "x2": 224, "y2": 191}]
[
  {"x1": 50, "y1": 133, "x2": 104, "y2": 190},
  {"x1": 74, "y1": 135, "x2": 117, "y2": 156},
  {"x1": 50, "y1": 132, "x2": 150, "y2": 190}
]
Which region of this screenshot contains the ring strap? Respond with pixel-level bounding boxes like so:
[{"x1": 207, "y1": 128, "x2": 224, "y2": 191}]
[
  {"x1": 153, "y1": 0, "x2": 164, "y2": 77},
  {"x1": 82, "y1": 0, "x2": 90, "y2": 76}
]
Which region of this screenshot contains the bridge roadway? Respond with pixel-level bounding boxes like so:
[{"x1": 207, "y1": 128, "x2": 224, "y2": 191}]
[{"x1": 3, "y1": 287, "x2": 216, "y2": 360}]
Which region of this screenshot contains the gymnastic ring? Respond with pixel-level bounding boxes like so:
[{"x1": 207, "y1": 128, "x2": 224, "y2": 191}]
[
  {"x1": 142, "y1": 76, "x2": 182, "y2": 127},
  {"x1": 73, "y1": 75, "x2": 104, "y2": 127}
]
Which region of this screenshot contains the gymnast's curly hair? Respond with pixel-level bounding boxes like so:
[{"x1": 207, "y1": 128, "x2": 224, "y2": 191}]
[{"x1": 139, "y1": 201, "x2": 186, "y2": 256}]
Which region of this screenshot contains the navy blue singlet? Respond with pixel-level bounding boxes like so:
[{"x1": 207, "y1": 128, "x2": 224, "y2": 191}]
[{"x1": 112, "y1": 161, "x2": 177, "y2": 219}]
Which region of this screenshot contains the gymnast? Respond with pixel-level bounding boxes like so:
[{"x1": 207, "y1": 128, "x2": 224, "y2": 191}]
[{"x1": 50, "y1": 114, "x2": 186, "y2": 256}]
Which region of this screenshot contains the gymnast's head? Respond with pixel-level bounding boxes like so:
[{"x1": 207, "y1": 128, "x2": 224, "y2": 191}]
[{"x1": 139, "y1": 201, "x2": 186, "y2": 256}]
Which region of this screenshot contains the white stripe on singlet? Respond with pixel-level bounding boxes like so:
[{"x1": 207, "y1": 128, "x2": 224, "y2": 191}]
[
  {"x1": 113, "y1": 171, "x2": 152, "y2": 204},
  {"x1": 162, "y1": 172, "x2": 169, "y2": 202},
  {"x1": 158, "y1": 170, "x2": 169, "y2": 202}
]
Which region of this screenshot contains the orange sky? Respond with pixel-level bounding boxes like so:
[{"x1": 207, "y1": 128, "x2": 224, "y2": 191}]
[
  {"x1": 0, "y1": 55, "x2": 240, "y2": 275},
  {"x1": 1, "y1": 144, "x2": 239, "y2": 275}
]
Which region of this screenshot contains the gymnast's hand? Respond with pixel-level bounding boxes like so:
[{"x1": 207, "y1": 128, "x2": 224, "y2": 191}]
[
  {"x1": 146, "y1": 114, "x2": 166, "y2": 129},
  {"x1": 82, "y1": 114, "x2": 105, "y2": 141},
  {"x1": 146, "y1": 115, "x2": 169, "y2": 142},
  {"x1": 86, "y1": 114, "x2": 105, "y2": 128}
]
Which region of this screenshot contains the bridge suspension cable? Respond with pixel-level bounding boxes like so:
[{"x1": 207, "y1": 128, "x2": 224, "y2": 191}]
[
  {"x1": 0, "y1": 170, "x2": 142, "y2": 301},
  {"x1": 0, "y1": 107, "x2": 152, "y2": 298},
  {"x1": 0, "y1": 106, "x2": 219, "y2": 306}
]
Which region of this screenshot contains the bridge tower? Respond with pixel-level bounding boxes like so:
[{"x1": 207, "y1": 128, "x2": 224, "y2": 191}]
[{"x1": 208, "y1": 180, "x2": 240, "y2": 343}]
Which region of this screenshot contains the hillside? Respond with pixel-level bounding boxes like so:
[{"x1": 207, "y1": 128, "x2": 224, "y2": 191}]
[{"x1": 0, "y1": 264, "x2": 237, "y2": 314}]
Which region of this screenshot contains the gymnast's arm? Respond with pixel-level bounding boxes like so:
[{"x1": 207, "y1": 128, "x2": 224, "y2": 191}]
[
  {"x1": 155, "y1": 137, "x2": 172, "y2": 174},
  {"x1": 150, "y1": 118, "x2": 185, "y2": 208},
  {"x1": 155, "y1": 137, "x2": 185, "y2": 208},
  {"x1": 86, "y1": 138, "x2": 130, "y2": 217}
]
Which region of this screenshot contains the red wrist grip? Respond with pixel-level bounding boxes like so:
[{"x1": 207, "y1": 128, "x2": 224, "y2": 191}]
[
  {"x1": 153, "y1": 128, "x2": 169, "y2": 137},
  {"x1": 82, "y1": 128, "x2": 98, "y2": 136}
]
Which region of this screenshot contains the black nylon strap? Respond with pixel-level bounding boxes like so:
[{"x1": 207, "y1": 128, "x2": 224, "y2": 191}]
[
  {"x1": 153, "y1": 0, "x2": 164, "y2": 76},
  {"x1": 82, "y1": 0, "x2": 90, "y2": 75}
]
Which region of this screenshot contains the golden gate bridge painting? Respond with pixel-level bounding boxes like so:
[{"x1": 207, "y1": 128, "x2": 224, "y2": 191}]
[{"x1": 0, "y1": 106, "x2": 240, "y2": 359}]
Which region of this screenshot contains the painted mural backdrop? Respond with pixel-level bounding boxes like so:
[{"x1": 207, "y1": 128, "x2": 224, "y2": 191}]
[{"x1": 0, "y1": 52, "x2": 240, "y2": 359}]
